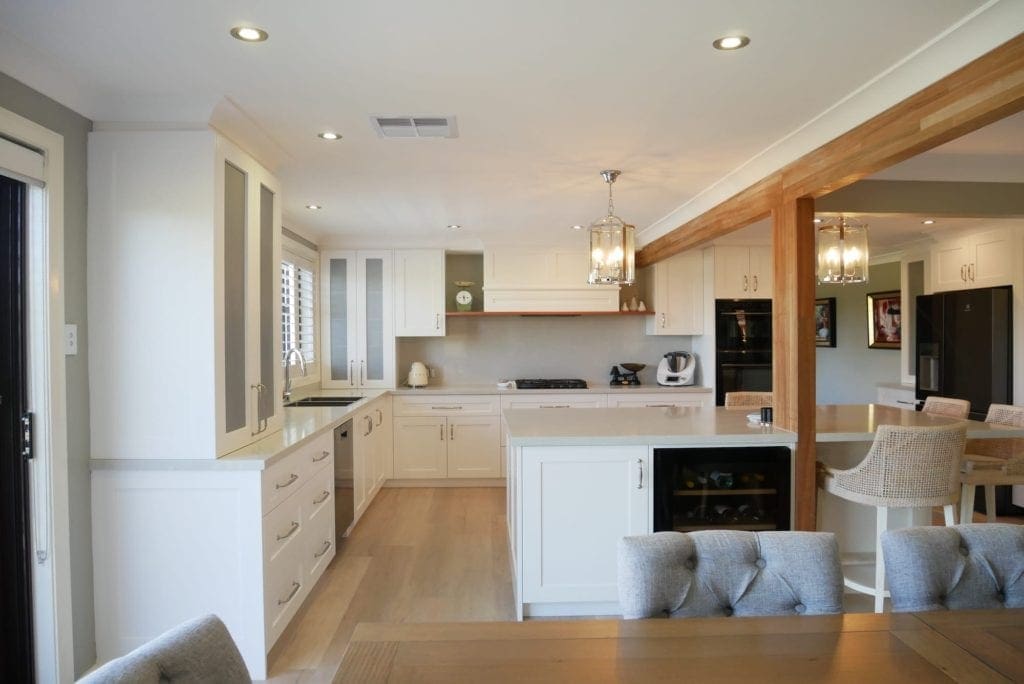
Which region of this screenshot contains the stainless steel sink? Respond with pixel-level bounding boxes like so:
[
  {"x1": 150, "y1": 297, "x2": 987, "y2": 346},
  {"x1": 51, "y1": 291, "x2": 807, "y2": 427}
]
[{"x1": 285, "y1": 396, "x2": 363, "y2": 407}]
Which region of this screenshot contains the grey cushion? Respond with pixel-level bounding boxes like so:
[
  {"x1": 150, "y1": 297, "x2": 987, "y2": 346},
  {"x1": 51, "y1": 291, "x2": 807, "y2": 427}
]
[
  {"x1": 79, "y1": 614, "x2": 250, "y2": 683},
  {"x1": 881, "y1": 524, "x2": 1024, "y2": 612},
  {"x1": 617, "y1": 530, "x2": 843, "y2": 618}
]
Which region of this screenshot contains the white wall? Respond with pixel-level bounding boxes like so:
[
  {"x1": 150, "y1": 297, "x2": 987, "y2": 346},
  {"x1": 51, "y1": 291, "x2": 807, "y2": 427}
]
[{"x1": 816, "y1": 261, "x2": 902, "y2": 404}]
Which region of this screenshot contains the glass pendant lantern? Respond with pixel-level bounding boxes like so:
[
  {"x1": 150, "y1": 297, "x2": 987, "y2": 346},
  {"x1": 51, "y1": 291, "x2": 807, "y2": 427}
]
[
  {"x1": 816, "y1": 216, "x2": 869, "y2": 284},
  {"x1": 588, "y1": 170, "x2": 636, "y2": 285}
]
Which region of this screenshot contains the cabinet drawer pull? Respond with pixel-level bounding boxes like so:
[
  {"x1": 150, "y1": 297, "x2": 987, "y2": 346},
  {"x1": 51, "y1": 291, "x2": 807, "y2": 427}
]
[
  {"x1": 275, "y1": 473, "x2": 299, "y2": 490},
  {"x1": 960, "y1": 264, "x2": 966, "y2": 282},
  {"x1": 313, "y1": 490, "x2": 330, "y2": 505},
  {"x1": 743, "y1": 275, "x2": 749, "y2": 291},
  {"x1": 752, "y1": 275, "x2": 758, "y2": 291},
  {"x1": 440, "y1": 424, "x2": 445, "y2": 441},
  {"x1": 430, "y1": 405, "x2": 463, "y2": 410},
  {"x1": 435, "y1": 313, "x2": 441, "y2": 330},
  {"x1": 637, "y1": 458, "x2": 644, "y2": 490},
  {"x1": 376, "y1": 408, "x2": 383, "y2": 426},
  {"x1": 645, "y1": 404, "x2": 675, "y2": 408},
  {"x1": 276, "y1": 521, "x2": 300, "y2": 541},
  {"x1": 968, "y1": 263, "x2": 975, "y2": 281},
  {"x1": 660, "y1": 313, "x2": 666, "y2": 328},
  {"x1": 313, "y1": 450, "x2": 330, "y2": 463},
  {"x1": 364, "y1": 415, "x2": 373, "y2": 436},
  {"x1": 349, "y1": 360, "x2": 354, "y2": 382},
  {"x1": 277, "y1": 581, "x2": 301, "y2": 606},
  {"x1": 314, "y1": 540, "x2": 332, "y2": 558},
  {"x1": 450, "y1": 424, "x2": 455, "y2": 441},
  {"x1": 539, "y1": 404, "x2": 570, "y2": 409}
]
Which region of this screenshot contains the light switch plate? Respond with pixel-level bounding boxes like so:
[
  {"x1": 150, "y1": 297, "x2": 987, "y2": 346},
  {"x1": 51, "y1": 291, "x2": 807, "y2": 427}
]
[{"x1": 64, "y1": 323, "x2": 78, "y2": 355}]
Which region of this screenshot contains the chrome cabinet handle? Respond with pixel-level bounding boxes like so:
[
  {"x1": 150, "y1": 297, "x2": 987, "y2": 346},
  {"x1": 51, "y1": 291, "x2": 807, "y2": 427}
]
[
  {"x1": 277, "y1": 581, "x2": 301, "y2": 605},
  {"x1": 960, "y1": 264, "x2": 966, "y2": 282},
  {"x1": 431, "y1": 405, "x2": 463, "y2": 410},
  {"x1": 276, "y1": 521, "x2": 300, "y2": 541},
  {"x1": 637, "y1": 458, "x2": 644, "y2": 490},
  {"x1": 969, "y1": 263, "x2": 975, "y2": 281},
  {"x1": 361, "y1": 360, "x2": 366, "y2": 384},
  {"x1": 275, "y1": 473, "x2": 299, "y2": 490},
  {"x1": 349, "y1": 359, "x2": 354, "y2": 383},
  {"x1": 660, "y1": 313, "x2": 666, "y2": 328},
  {"x1": 435, "y1": 313, "x2": 440, "y2": 330},
  {"x1": 539, "y1": 404, "x2": 570, "y2": 409},
  {"x1": 364, "y1": 415, "x2": 373, "y2": 436},
  {"x1": 251, "y1": 383, "x2": 268, "y2": 435},
  {"x1": 376, "y1": 408, "x2": 383, "y2": 426},
  {"x1": 449, "y1": 424, "x2": 454, "y2": 441},
  {"x1": 314, "y1": 540, "x2": 332, "y2": 558},
  {"x1": 313, "y1": 490, "x2": 330, "y2": 505},
  {"x1": 752, "y1": 275, "x2": 758, "y2": 291},
  {"x1": 743, "y1": 275, "x2": 748, "y2": 291},
  {"x1": 440, "y1": 424, "x2": 444, "y2": 441},
  {"x1": 313, "y1": 450, "x2": 330, "y2": 462},
  {"x1": 645, "y1": 404, "x2": 674, "y2": 408}
]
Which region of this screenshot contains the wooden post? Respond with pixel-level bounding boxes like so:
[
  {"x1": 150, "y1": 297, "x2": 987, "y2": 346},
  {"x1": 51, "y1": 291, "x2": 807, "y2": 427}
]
[{"x1": 772, "y1": 197, "x2": 817, "y2": 530}]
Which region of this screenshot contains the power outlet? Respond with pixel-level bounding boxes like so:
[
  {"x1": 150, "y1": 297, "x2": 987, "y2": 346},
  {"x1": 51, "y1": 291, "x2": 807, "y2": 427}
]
[
  {"x1": 64, "y1": 324, "x2": 78, "y2": 355},
  {"x1": 428, "y1": 366, "x2": 438, "y2": 379}
]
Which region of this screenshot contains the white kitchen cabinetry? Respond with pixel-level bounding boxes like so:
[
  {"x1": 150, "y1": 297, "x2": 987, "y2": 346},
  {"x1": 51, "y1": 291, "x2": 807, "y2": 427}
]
[
  {"x1": 352, "y1": 395, "x2": 393, "y2": 522},
  {"x1": 932, "y1": 227, "x2": 1014, "y2": 292},
  {"x1": 876, "y1": 385, "x2": 917, "y2": 409},
  {"x1": 88, "y1": 129, "x2": 282, "y2": 459},
  {"x1": 643, "y1": 250, "x2": 704, "y2": 335},
  {"x1": 392, "y1": 395, "x2": 502, "y2": 479},
  {"x1": 92, "y1": 433, "x2": 334, "y2": 679},
  {"x1": 499, "y1": 394, "x2": 608, "y2": 450},
  {"x1": 394, "y1": 249, "x2": 446, "y2": 336},
  {"x1": 321, "y1": 250, "x2": 395, "y2": 389},
  {"x1": 516, "y1": 445, "x2": 650, "y2": 616},
  {"x1": 606, "y1": 392, "x2": 712, "y2": 408},
  {"x1": 482, "y1": 248, "x2": 620, "y2": 312},
  {"x1": 714, "y1": 245, "x2": 772, "y2": 299}
]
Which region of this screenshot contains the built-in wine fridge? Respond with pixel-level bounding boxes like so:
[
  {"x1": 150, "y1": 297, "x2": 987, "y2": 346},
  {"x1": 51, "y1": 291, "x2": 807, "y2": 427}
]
[{"x1": 653, "y1": 447, "x2": 792, "y2": 532}]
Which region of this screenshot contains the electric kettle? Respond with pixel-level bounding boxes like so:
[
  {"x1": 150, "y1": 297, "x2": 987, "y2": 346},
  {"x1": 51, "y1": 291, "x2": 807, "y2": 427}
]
[{"x1": 407, "y1": 362, "x2": 429, "y2": 387}]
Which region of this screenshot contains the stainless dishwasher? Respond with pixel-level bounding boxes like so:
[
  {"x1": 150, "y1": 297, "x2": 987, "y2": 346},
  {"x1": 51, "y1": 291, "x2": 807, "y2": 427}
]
[{"x1": 334, "y1": 420, "x2": 354, "y2": 538}]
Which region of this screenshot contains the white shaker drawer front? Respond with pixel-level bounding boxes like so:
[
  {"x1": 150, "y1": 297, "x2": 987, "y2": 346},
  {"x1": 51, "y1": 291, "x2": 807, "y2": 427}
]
[
  {"x1": 301, "y1": 467, "x2": 334, "y2": 528},
  {"x1": 606, "y1": 393, "x2": 710, "y2": 409},
  {"x1": 264, "y1": 549, "x2": 306, "y2": 647},
  {"x1": 262, "y1": 451, "x2": 312, "y2": 515},
  {"x1": 304, "y1": 432, "x2": 334, "y2": 475},
  {"x1": 263, "y1": 494, "x2": 305, "y2": 566},
  {"x1": 500, "y1": 393, "x2": 607, "y2": 411},
  {"x1": 305, "y1": 505, "x2": 335, "y2": 582},
  {"x1": 393, "y1": 394, "x2": 499, "y2": 417}
]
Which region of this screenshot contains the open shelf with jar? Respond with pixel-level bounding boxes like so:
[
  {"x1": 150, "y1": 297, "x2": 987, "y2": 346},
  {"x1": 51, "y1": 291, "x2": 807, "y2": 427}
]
[{"x1": 653, "y1": 446, "x2": 792, "y2": 533}]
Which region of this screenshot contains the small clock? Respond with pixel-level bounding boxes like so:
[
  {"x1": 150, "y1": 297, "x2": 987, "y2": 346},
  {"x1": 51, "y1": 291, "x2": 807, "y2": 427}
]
[{"x1": 455, "y1": 289, "x2": 473, "y2": 311}]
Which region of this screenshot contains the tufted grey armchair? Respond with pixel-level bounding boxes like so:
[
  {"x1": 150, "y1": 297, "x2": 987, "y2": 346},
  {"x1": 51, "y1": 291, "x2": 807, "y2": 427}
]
[
  {"x1": 78, "y1": 614, "x2": 251, "y2": 683},
  {"x1": 617, "y1": 530, "x2": 843, "y2": 618},
  {"x1": 881, "y1": 524, "x2": 1024, "y2": 612}
]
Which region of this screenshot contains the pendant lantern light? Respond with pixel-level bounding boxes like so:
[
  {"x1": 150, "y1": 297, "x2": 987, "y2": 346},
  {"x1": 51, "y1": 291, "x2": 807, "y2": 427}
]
[
  {"x1": 816, "y1": 216, "x2": 869, "y2": 284},
  {"x1": 587, "y1": 170, "x2": 636, "y2": 285}
]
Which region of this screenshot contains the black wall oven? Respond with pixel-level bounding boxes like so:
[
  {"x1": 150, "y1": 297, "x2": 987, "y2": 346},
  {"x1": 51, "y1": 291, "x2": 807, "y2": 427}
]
[{"x1": 715, "y1": 299, "x2": 772, "y2": 406}]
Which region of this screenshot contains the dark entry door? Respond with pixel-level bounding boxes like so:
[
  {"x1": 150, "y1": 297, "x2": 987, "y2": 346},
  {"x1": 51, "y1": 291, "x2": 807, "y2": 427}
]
[{"x1": 0, "y1": 173, "x2": 34, "y2": 680}]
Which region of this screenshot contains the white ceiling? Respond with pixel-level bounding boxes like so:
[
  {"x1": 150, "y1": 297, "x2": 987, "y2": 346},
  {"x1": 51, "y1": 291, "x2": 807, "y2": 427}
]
[{"x1": 1, "y1": 0, "x2": 1015, "y2": 249}]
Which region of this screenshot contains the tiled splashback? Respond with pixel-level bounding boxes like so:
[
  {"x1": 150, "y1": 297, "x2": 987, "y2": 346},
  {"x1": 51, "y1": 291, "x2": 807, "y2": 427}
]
[{"x1": 397, "y1": 315, "x2": 695, "y2": 386}]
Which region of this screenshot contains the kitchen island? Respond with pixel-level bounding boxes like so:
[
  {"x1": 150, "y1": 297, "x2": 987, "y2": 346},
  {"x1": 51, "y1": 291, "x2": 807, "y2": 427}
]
[{"x1": 503, "y1": 403, "x2": 1024, "y2": 619}]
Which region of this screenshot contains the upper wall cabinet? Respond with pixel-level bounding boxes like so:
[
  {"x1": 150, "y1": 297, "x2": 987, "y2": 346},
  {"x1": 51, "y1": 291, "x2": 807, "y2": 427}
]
[
  {"x1": 394, "y1": 249, "x2": 445, "y2": 336},
  {"x1": 321, "y1": 250, "x2": 395, "y2": 389},
  {"x1": 88, "y1": 130, "x2": 282, "y2": 459},
  {"x1": 931, "y1": 227, "x2": 1014, "y2": 292},
  {"x1": 714, "y1": 245, "x2": 772, "y2": 299},
  {"x1": 483, "y1": 248, "x2": 620, "y2": 312},
  {"x1": 643, "y1": 250, "x2": 703, "y2": 335}
]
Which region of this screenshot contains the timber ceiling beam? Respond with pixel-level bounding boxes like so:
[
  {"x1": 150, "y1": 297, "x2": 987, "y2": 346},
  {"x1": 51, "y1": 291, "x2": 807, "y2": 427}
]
[
  {"x1": 637, "y1": 33, "x2": 1024, "y2": 268},
  {"x1": 816, "y1": 180, "x2": 1024, "y2": 216}
]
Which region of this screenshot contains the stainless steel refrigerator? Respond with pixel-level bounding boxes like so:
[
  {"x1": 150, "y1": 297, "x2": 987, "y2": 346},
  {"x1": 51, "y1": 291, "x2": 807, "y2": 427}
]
[{"x1": 916, "y1": 285, "x2": 1012, "y2": 420}]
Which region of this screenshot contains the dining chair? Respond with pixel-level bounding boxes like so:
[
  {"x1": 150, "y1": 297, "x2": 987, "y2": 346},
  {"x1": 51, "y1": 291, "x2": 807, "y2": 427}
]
[
  {"x1": 617, "y1": 530, "x2": 843, "y2": 618},
  {"x1": 79, "y1": 614, "x2": 251, "y2": 683},
  {"x1": 881, "y1": 524, "x2": 1024, "y2": 612},
  {"x1": 818, "y1": 423, "x2": 967, "y2": 612},
  {"x1": 960, "y1": 404, "x2": 1024, "y2": 523},
  {"x1": 922, "y1": 395, "x2": 971, "y2": 419},
  {"x1": 724, "y1": 391, "x2": 773, "y2": 409}
]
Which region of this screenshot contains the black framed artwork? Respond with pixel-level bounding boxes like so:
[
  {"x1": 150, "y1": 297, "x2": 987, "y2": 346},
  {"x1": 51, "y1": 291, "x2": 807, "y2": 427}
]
[{"x1": 815, "y1": 298, "x2": 837, "y2": 348}]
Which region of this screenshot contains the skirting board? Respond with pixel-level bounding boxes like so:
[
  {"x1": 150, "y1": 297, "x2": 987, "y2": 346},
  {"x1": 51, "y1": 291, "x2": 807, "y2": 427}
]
[{"x1": 384, "y1": 478, "x2": 505, "y2": 488}]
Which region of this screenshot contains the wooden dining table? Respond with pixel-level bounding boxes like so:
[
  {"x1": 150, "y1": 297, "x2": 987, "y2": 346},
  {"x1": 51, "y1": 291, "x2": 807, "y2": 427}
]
[{"x1": 335, "y1": 609, "x2": 1024, "y2": 683}]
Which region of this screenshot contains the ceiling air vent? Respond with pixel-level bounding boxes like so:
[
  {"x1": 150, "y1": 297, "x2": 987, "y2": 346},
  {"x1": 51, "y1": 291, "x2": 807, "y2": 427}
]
[{"x1": 371, "y1": 115, "x2": 458, "y2": 138}]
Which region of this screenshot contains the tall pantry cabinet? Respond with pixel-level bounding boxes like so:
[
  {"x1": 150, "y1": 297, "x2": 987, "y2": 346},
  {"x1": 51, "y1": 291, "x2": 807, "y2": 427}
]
[{"x1": 88, "y1": 130, "x2": 283, "y2": 459}]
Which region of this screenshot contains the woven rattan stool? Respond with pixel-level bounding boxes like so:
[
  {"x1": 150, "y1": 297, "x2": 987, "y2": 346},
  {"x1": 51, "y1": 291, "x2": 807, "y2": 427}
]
[
  {"x1": 818, "y1": 423, "x2": 967, "y2": 612},
  {"x1": 960, "y1": 404, "x2": 1024, "y2": 523},
  {"x1": 922, "y1": 395, "x2": 971, "y2": 419},
  {"x1": 724, "y1": 391, "x2": 773, "y2": 409}
]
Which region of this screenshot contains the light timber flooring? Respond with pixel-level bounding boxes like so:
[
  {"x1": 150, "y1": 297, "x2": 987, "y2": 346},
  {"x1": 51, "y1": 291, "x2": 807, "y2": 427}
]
[
  {"x1": 264, "y1": 486, "x2": 1024, "y2": 682},
  {"x1": 265, "y1": 487, "x2": 515, "y2": 683}
]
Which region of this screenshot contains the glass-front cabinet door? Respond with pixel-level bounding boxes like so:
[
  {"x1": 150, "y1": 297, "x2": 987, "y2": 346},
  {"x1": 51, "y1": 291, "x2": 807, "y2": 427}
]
[
  {"x1": 221, "y1": 159, "x2": 251, "y2": 450},
  {"x1": 256, "y1": 179, "x2": 282, "y2": 434},
  {"x1": 357, "y1": 251, "x2": 394, "y2": 388},
  {"x1": 322, "y1": 251, "x2": 358, "y2": 389}
]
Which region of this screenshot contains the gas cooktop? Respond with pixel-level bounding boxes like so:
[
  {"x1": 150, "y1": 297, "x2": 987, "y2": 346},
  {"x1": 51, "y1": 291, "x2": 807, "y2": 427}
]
[{"x1": 514, "y1": 379, "x2": 588, "y2": 390}]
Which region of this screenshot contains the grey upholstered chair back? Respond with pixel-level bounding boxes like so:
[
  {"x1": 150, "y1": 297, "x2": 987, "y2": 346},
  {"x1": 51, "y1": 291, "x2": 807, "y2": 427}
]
[
  {"x1": 881, "y1": 524, "x2": 1024, "y2": 612},
  {"x1": 79, "y1": 614, "x2": 250, "y2": 683},
  {"x1": 618, "y1": 530, "x2": 843, "y2": 618}
]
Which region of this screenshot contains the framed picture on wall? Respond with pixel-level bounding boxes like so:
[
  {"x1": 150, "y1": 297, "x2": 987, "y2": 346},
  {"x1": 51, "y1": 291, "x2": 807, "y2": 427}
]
[
  {"x1": 815, "y1": 298, "x2": 837, "y2": 347},
  {"x1": 867, "y1": 291, "x2": 901, "y2": 349}
]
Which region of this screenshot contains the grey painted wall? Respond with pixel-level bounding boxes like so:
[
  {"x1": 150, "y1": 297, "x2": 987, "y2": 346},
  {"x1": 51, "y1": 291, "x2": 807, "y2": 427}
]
[
  {"x1": 398, "y1": 316, "x2": 694, "y2": 386},
  {"x1": 0, "y1": 71, "x2": 94, "y2": 675},
  {"x1": 816, "y1": 261, "x2": 902, "y2": 404}
]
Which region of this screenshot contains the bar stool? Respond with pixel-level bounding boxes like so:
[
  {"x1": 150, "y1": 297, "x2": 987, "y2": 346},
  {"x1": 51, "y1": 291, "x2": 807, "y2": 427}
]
[
  {"x1": 818, "y1": 423, "x2": 967, "y2": 612},
  {"x1": 960, "y1": 404, "x2": 1024, "y2": 523},
  {"x1": 922, "y1": 395, "x2": 970, "y2": 419},
  {"x1": 724, "y1": 391, "x2": 773, "y2": 409}
]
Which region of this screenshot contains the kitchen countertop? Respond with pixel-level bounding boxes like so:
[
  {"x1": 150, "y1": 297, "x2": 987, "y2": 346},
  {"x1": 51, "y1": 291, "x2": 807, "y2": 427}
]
[
  {"x1": 504, "y1": 407, "x2": 796, "y2": 447},
  {"x1": 815, "y1": 403, "x2": 1024, "y2": 442},
  {"x1": 389, "y1": 382, "x2": 712, "y2": 395}
]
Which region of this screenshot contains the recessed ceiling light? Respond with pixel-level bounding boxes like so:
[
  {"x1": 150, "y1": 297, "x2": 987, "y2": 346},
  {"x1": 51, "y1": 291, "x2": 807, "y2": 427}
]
[
  {"x1": 713, "y1": 35, "x2": 750, "y2": 50},
  {"x1": 318, "y1": 131, "x2": 341, "y2": 140},
  {"x1": 572, "y1": 224, "x2": 584, "y2": 231},
  {"x1": 306, "y1": 204, "x2": 322, "y2": 210},
  {"x1": 447, "y1": 224, "x2": 461, "y2": 229},
  {"x1": 922, "y1": 219, "x2": 935, "y2": 225},
  {"x1": 230, "y1": 26, "x2": 268, "y2": 42}
]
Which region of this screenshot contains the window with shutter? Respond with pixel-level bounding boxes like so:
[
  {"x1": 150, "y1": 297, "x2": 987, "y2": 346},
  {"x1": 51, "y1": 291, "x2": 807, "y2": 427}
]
[{"x1": 281, "y1": 249, "x2": 318, "y2": 374}]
